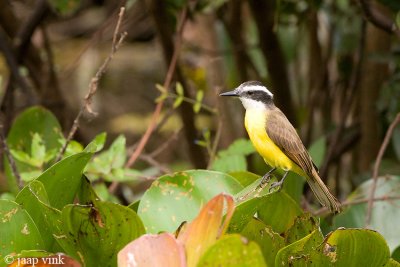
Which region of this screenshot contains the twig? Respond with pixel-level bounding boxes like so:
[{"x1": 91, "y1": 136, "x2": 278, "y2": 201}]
[
  {"x1": 125, "y1": 5, "x2": 189, "y2": 168},
  {"x1": 0, "y1": 124, "x2": 23, "y2": 190},
  {"x1": 166, "y1": 94, "x2": 217, "y2": 114},
  {"x1": 55, "y1": 7, "x2": 127, "y2": 162},
  {"x1": 365, "y1": 113, "x2": 400, "y2": 226},
  {"x1": 138, "y1": 154, "x2": 171, "y2": 174},
  {"x1": 358, "y1": 0, "x2": 400, "y2": 38},
  {"x1": 314, "y1": 194, "x2": 400, "y2": 216},
  {"x1": 149, "y1": 129, "x2": 181, "y2": 158}
]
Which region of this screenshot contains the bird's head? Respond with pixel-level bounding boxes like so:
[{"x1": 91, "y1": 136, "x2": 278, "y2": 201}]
[{"x1": 219, "y1": 81, "x2": 274, "y2": 110}]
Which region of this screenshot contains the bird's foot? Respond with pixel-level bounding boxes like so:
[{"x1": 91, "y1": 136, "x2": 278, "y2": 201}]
[
  {"x1": 258, "y1": 174, "x2": 272, "y2": 189},
  {"x1": 269, "y1": 180, "x2": 284, "y2": 193}
]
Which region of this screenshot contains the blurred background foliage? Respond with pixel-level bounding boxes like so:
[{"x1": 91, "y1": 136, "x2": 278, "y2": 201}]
[{"x1": 0, "y1": 0, "x2": 399, "y2": 217}]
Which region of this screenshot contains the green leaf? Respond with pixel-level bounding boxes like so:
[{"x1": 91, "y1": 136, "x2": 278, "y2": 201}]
[
  {"x1": 322, "y1": 228, "x2": 390, "y2": 266},
  {"x1": 385, "y1": 258, "x2": 400, "y2": 267},
  {"x1": 241, "y1": 218, "x2": 285, "y2": 267},
  {"x1": 9, "y1": 149, "x2": 34, "y2": 166},
  {"x1": 285, "y1": 213, "x2": 320, "y2": 244},
  {"x1": 212, "y1": 154, "x2": 248, "y2": 172},
  {"x1": 61, "y1": 201, "x2": 145, "y2": 266},
  {"x1": 229, "y1": 171, "x2": 260, "y2": 187},
  {"x1": 176, "y1": 82, "x2": 184, "y2": 96},
  {"x1": 197, "y1": 234, "x2": 267, "y2": 267},
  {"x1": 20, "y1": 170, "x2": 42, "y2": 182},
  {"x1": 85, "y1": 135, "x2": 126, "y2": 181},
  {"x1": 212, "y1": 139, "x2": 256, "y2": 172},
  {"x1": 193, "y1": 102, "x2": 202, "y2": 113},
  {"x1": 173, "y1": 96, "x2": 184, "y2": 108},
  {"x1": 138, "y1": 170, "x2": 243, "y2": 233},
  {"x1": 0, "y1": 200, "x2": 44, "y2": 263},
  {"x1": 280, "y1": 172, "x2": 305, "y2": 204},
  {"x1": 84, "y1": 132, "x2": 107, "y2": 153},
  {"x1": 155, "y1": 83, "x2": 167, "y2": 93},
  {"x1": 275, "y1": 229, "x2": 327, "y2": 266},
  {"x1": 15, "y1": 181, "x2": 56, "y2": 251},
  {"x1": 396, "y1": 11, "x2": 400, "y2": 29},
  {"x1": 5, "y1": 106, "x2": 63, "y2": 194},
  {"x1": 258, "y1": 191, "x2": 303, "y2": 234},
  {"x1": 196, "y1": 90, "x2": 204, "y2": 101},
  {"x1": 37, "y1": 152, "x2": 92, "y2": 209},
  {"x1": 31, "y1": 133, "x2": 46, "y2": 166},
  {"x1": 333, "y1": 176, "x2": 400, "y2": 252},
  {"x1": 229, "y1": 177, "x2": 277, "y2": 233},
  {"x1": 393, "y1": 246, "x2": 400, "y2": 263}
]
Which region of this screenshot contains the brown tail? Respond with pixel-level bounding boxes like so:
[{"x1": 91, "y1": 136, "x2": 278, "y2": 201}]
[{"x1": 306, "y1": 169, "x2": 341, "y2": 213}]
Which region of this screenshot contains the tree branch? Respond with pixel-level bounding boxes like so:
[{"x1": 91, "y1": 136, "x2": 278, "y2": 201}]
[
  {"x1": 314, "y1": 194, "x2": 400, "y2": 216},
  {"x1": 365, "y1": 112, "x2": 400, "y2": 226},
  {"x1": 55, "y1": 7, "x2": 127, "y2": 162},
  {"x1": 358, "y1": 0, "x2": 400, "y2": 38},
  {"x1": 125, "y1": 3, "x2": 190, "y2": 168}
]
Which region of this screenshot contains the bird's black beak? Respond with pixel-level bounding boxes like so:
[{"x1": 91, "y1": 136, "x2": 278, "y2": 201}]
[{"x1": 219, "y1": 90, "x2": 239, "y2": 97}]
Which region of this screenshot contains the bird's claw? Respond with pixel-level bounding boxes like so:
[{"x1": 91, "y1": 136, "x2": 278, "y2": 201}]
[
  {"x1": 268, "y1": 181, "x2": 283, "y2": 193},
  {"x1": 259, "y1": 174, "x2": 271, "y2": 187}
]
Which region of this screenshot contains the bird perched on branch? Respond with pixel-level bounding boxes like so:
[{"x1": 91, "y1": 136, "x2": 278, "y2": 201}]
[{"x1": 220, "y1": 81, "x2": 341, "y2": 213}]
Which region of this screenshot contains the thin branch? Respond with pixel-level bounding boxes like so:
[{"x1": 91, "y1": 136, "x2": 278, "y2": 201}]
[
  {"x1": 55, "y1": 7, "x2": 127, "y2": 162},
  {"x1": 138, "y1": 154, "x2": 171, "y2": 174},
  {"x1": 149, "y1": 129, "x2": 181, "y2": 158},
  {"x1": 358, "y1": 0, "x2": 400, "y2": 38},
  {"x1": 365, "y1": 112, "x2": 400, "y2": 226},
  {"x1": 0, "y1": 124, "x2": 22, "y2": 189},
  {"x1": 125, "y1": 5, "x2": 189, "y2": 168},
  {"x1": 314, "y1": 194, "x2": 400, "y2": 216}
]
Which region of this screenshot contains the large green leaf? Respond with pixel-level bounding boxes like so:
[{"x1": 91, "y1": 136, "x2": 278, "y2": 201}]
[
  {"x1": 229, "y1": 177, "x2": 276, "y2": 233},
  {"x1": 0, "y1": 200, "x2": 44, "y2": 266},
  {"x1": 37, "y1": 152, "x2": 92, "y2": 209},
  {"x1": 138, "y1": 170, "x2": 243, "y2": 233},
  {"x1": 5, "y1": 106, "x2": 63, "y2": 194},
  {"x1": 285, "y1": 213, "x2": 320, "y2": 244},
  {"x1": 197, "y1": 234, "x2": 266, "y2": 267},
  {"x1": 229, "y1": 171, "x2": 260, "y2": 187},
  {"x1": 275, "y1": 229, "x2": 327, "y2": 266},
  {"x1": 241, "y1": 218, "x2": 285, "y2": 267},
  {"x1": 334, "y1": 176, "x2": 400, "y2": 252},
  {"x1": 61, "y1": 201, "x2": 145, "y2": 266},
  {"x1": 323, "y1": 228, "x2": 391, "y2": 266},
  {"x1": 15, "y1": 181, "x2": 55, "y2": 250},
  {"x1": 258, "y1": 191, "x2": 303, "y2": 234}
]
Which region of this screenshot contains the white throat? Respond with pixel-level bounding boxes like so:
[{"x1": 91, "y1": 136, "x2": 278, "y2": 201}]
[{"x1": 239, "y1": 97, "x2": 267, "y2": 111}]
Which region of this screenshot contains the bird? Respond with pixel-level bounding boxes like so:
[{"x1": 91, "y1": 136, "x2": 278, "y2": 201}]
[{"x1": 220, "y1": 81, "x2": 341, "y2": 213}]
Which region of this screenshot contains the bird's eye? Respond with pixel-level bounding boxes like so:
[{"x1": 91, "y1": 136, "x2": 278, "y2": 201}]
[{"x1": 247, "y1": 91, "x2": 253, "y2": 95}]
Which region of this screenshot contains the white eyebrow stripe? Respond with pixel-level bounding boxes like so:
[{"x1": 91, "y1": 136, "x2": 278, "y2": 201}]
[{"x1": 241, "y1": 85, "x2": 273, "y2": 97}]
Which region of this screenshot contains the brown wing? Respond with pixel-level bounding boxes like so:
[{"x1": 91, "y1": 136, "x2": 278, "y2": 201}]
[{"x1": 266, "y1": 108, "x2": 317, "y2": 174}]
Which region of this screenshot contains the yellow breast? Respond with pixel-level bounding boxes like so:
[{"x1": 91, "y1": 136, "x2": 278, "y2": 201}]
[{"x1": 244, "y1": 109, "x2": 295, "y2": 171}]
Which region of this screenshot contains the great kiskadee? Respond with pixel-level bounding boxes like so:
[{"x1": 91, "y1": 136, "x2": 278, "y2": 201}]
[{"x1": 220, "y1": 81, "x2": 341, "y2": 213}]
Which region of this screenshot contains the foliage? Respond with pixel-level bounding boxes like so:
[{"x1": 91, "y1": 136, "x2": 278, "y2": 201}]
[{"x1": 1, "y1": 106, "x2": 400, "y2": 267}]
